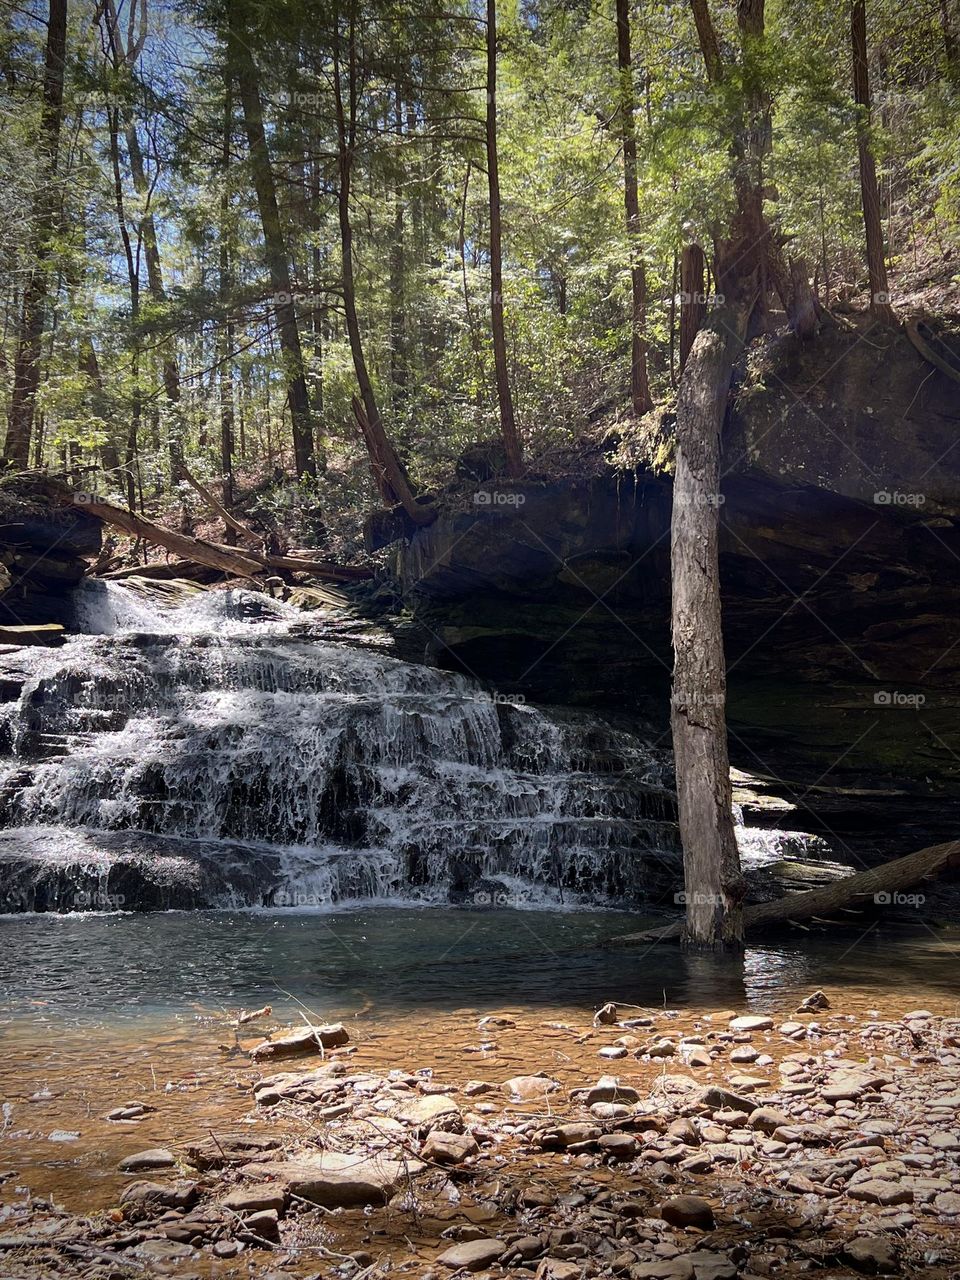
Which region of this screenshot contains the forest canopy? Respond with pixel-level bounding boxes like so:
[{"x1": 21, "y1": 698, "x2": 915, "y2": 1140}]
[{"x1": 1, "y1": 0, "x2": 958, "y2": 547}]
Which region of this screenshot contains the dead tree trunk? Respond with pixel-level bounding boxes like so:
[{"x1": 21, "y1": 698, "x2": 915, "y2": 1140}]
[
  {"x1": 485, "y1": 0, "x2": 523, "y2": 476},
  {"x1": 851, "y1": 0, "x2": 896, "y2": 325},
  {"x1": 613, "y1": 840, "x2": 960, "y2": 946},
  {"x1": 615, "y1": 0, "x2": 652, "y2": 416},
  {"x1": 4, "y1": 0, "x2": 67, "y2": 468},
  {"x1": 671, "y1": 305, "x2": 747, "y2": 950}
]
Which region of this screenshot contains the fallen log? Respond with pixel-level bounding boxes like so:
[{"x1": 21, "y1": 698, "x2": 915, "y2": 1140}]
[
  {"x1": 42, "y1": 481, "x2": 372, "y2": 584},
  {"x1": 612, "y1": 838, "x2": 960, "y2": 947},
  {"x1": 175, "y1": 462, "x2": 264, "y2": 548},
  {"x1": 905, "y1": 316, "x2": 960, "y2": 385}
]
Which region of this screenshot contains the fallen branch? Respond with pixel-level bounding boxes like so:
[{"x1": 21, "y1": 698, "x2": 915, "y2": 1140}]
[
  {"x1": 174, "y1": 462, "x2": 264, "y2": 548},
  {"x1": 42, "y1": 481, "x2": 372, "y2": 584},
  {"x1": 905, "y1": 316, "x2": 960, "y2": 385},
  {"x1": 611, "y1": 839, "x2": 960, "y2": 946}
]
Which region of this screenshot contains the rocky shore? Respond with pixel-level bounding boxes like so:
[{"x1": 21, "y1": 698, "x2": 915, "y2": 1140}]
[{"x1": 2, "y1": 997, "x2": 960, "y2": 1279}]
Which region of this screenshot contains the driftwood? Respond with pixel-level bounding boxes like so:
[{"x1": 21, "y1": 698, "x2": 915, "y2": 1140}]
[
  {"x1": 612, "y1": 839, "x2": 960, "y2": 947},
  {"x1": 43, "y1": 481, "x2": 372, "y2": 584}
]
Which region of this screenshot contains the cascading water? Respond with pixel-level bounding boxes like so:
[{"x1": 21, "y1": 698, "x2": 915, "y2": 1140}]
[{"x1": 0, "y1": 581, "x2": 831, "y2": 914}]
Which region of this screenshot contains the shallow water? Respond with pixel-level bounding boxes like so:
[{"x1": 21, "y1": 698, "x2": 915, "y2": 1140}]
[{"x1": 1, "y1": 907, "x2": 958, "y2": 1216}]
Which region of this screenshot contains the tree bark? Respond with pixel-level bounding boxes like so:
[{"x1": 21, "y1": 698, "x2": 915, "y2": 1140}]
[
  {"x1": 3, "y1": 0, "x2": 67, "y2": 468},
  {"x1": 612, "y1": 840, "x2": 960, "y2": 946},
  {"x1": 615, "y1": 0, "x2": 652, "y2": 416},
  {"x1": 851, "y1": 0, "x2": 896, "y2": 325},
  {"x1": 679, "y1": 244, "x2": 706, "y2": 372},
  {"x1": 485, "y1": 0, "x2": 523, "y2": 475},
  {"x1": 670, "y1": 305, "x2": 747, "y2": 950},
  {"x1": 228, "y1": 22, "x2": 317, "y2": 477}
]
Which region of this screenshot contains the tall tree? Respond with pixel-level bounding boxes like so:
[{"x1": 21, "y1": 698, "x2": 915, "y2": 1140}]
[
  {"x1": 3, "y1": 0, "x2": 68, "y2": 467},
  {"x1": 227, "y1": 11, "x2": 317, "y2": 477},
  {"x1": 615, "y1": 0, "x2": 651, "y2": 416},
  {"x1": 851, "y1": 0, "x2": 896, "y2": 325},
  {"x1": 485, "y1": 0, "x2": 523, "y2": 476},
  {"x1": 670, "y1": 0, "x2": 773, "y2": 950}
]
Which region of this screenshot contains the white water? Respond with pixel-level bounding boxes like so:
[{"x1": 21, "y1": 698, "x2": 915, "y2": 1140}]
[{"x1": 0, "y1": 582, "x2": 828, "y2": 913}]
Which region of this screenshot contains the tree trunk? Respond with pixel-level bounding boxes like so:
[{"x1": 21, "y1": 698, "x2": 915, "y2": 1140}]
[
  {"x1": 615, "y1": 0, "x2": 652, "y2": 416},
  {"x1": 679, "y1": 243, "x2": 706, "y2": 372},
  {"x1": 219, "y1": 83, "x2": 236, "y2": 544},
  {"x1": 851, "y1": 0, "x2": 896, "y2": 325},
  {"x1": 228, "y1": 25, "x2": 317, "y2": 477},
  {"x1": 485, "y1": 0, "x2": 523, "y2": 476},
  {"x1": 332, "y1": 5, "x2": 431, "y2": 526},
  {"x1": 3, "y1": 0, "x2": 67, "y2": 468},
  {"x1": 670, "y1": 305, "x2": 746, "y2": 950},
  {"x1": 389, "y1": 77, "x2": 407, "y2": 407}
]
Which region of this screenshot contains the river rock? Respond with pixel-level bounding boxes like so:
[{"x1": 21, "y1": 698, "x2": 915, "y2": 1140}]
[
  {"x1": 629, "y1": 1263, "x2": 695, "y2": 1280},
  {"x1": 577, "y1": 1076, "x2": 640, "y2": 1106},
  {"x1": 843, "y1": 1236, "x2": 899, "y2": 1274},
  {"x1": 597, "y1": 1132, "x2": 639, "y2": 1159},
  {"x1": 536, "y1": 1261, "x2": 582, "y2": 1280},
  {"x1": 119, "y1": 1179, "x2": 198, "y2": 1216},
  {"x1": 796, "y1": 990, "x2": 830, "y2": 1012},
  {"x1": 118, "y1": 1148, "x2": 176, "y2": 1172},
  {"x1": 421, "y1": 1130, "x2": 478, "y2": 1164},
  {"x1": 398, "y1": 1093, "x2": 463, "y2": 1132},
  {"x1": 729, "y1": 1015, "x2": 773, "y2": 1032},
  {"x1": 659, "y1": 1195, "x2": 716, "y2": 1229},
  {"x1": 240, "y1": 1150, "x2": 421, "y2": 1207},
  {"x1": 185, "y1": 1132, "x2": 282, "y2": 1169},
  {"x1": 847, "y1": 1180, "x2": 914, "y2": 1206},
  {"x1": 595, "y1": 1002, "x2": 619, "y2": 1024},
  {"x1": 749, "y1": 1107, "x2": 789, "y2": 1134},
  {"x1": 503, "y1": 1074, "x2": 560, "y2": 1101},
  {"x1": 249, "y1": 1023, "x2": 349, "y2": 1060},
  {"x1": 220, "y1": 1184, "x2": 287, "y2": 1214},
  {"x1": 685, "y1": 1252, "x2": 739, "y2": 1280},
  {"x1": 537, "y1": 1122, "x2": 602, "y2": 1150},
  {"x1": 436, "y1": 1238, "x2": 505, "y2": 1270}
]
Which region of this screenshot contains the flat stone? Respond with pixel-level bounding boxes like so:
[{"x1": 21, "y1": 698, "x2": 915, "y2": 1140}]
[
  {"x1": 249, "y1": 1023, "x2": 349, "y2": 1060},
  {"x1": 397, "y1": 1094, "x2": 462, "y2": 1130},
  {"x1": 659, "y1": 1195, "x2": 715, "y2": 1230},
  {"x1": 686, "y1": 1252, "x2": 739, "y2": 1280},
  {"x1": 597, "y1": 1132, "x2": 640, "y2": 1160},
  {"x1": 847, "y1": 1180, "x2": 914, "y2": 1206},
  {"x1": 578, "y1": 1076, "x2": 640, "y2": 1106},
  {"x1": 132, "y1": 1239, "x2": 195, "y2": 1261},
  {"x1": 535, "y1": 1261, "x2": 582, "y2": 1280},
  {"x1": 220, "y1": 1184, "x2": 287, "y2": 1214},
  {"x1": 537, "y1": 1122, "x2": 601, "y2": 1150},
  {"x1": 502, "y1": 1074, "x2": 560, "y2": 1100},
  {"x1": 240, "y1": 1150, "x2": 421, "y2": 1207},
  {"x1": 749, "y1": 1107, "x2": 789, "y2": 1134},
  {"x1": 118, "y1": 1148, "x2": 176, "y2": 1173},
  {"x1": 843, "y1": 1236, "x2": 899, "y2": 1274},
  {"x1": 421, "y1": 1130, "x2": 479, "y2": 1164},
  {"x1": 629, "y1": 1263, "x2": 695, "y2": 1280},
  {"x1": 436, "y1": 1238, "x2": 506, "y2": 1270},
  {"x1": 600, "y1": 1045, "x2": 629, "y2": 1059},
  {"x1": 119, "y1": 1179, "x2": 198, "y2": 1215},
  {"x1": 729, "y1": 1016, "x2": 773, "y2": 1032}
]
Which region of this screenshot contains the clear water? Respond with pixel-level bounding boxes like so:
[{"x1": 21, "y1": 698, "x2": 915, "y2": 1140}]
[{"x1": 1, "y1": 906, "x2": 958, "y2": 1032}]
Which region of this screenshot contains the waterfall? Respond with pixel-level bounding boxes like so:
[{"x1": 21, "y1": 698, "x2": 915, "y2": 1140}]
[{"x1": 0, "y1": 581, "x2": 694, "y2": 913}]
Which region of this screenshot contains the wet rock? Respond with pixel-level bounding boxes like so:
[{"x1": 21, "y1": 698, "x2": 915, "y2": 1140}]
[
  {"x1": 537, "y1": 1122, "x2": 602, "y2": 1150},
  {"x1": 600, "y1": 1045, "x2": 629, "y2": 1059},
  {"x1": 843, "y1": 1236, "x2": 899, "y2": 1274},
  {"x1": 595, "y1": 1002, "x2": 619, "y2": 1025},
  {"x1": 647, "y1": 1039, "x2": 677, "y2": 1058},
  {"x1": 106, "y1": 1102, "x2": 155, "y2": 1121},
  {"x1": 119, "y1": 1179, "x2": 198, "y2": 1217},
  {"x1": 249, "y1": 1023, "x2": 349, "y2": 1060},
  {"x1": 118, "y1": 1148, "x2": 176, "y2": 1173},
  {"x1": 421, "y1": 1130, "x2": 479, "y2": 1164},
  {"x1": 213, "y1": 1240, "x2": 240, "y2": 1258},
  {"x1": 796, "y1": 991, "x2": 830, "y2": 1013},
  {"x1": 185, "y1": 1132, "x2": 282, "y2": 1170},
  {"x1": 730, "y1": 1047, "x2": 759, "y2": 1064},
  {"x1": 220, "y1": 1184, "x2": 287, "y2": 1215},
  {"x1": 241, "y1": 1150, "x2": 421, "y2": 1207},
  {"x1": 822, "y1": 1073, "x2": 886, "y2": 1102},
  {"x1": 577, "y1": 1076, "x2": 641, "y2": 1106},
  {"x1": 659, "y1": 1195, "x2": 716, "y2": 1230},
  {"x1": 436, "y1": 1238, "x2": 506, "y2": 1270},
  {"x1": 463, "y1": 1080, "x2": 496, "y2": 1096}
]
